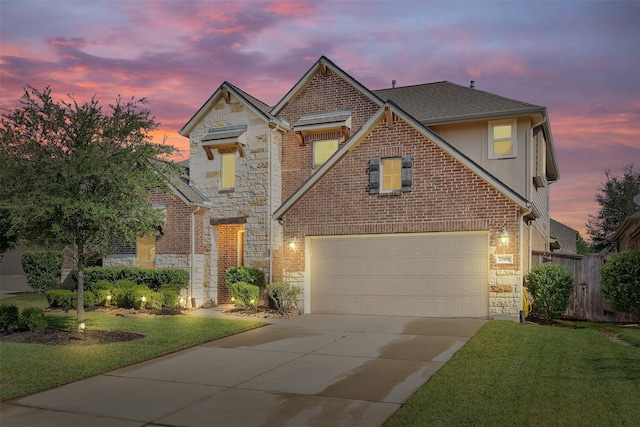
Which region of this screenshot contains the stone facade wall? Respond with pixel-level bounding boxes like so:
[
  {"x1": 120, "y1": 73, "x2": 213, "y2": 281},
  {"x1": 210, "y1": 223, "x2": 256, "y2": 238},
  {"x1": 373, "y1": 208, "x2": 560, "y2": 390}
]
[
  {"x1": 278, "y1": 109, "x2": 524, "y2": 318},
  {"x1": 188, "y1": 93, "x2": 285, "y2": 302}
]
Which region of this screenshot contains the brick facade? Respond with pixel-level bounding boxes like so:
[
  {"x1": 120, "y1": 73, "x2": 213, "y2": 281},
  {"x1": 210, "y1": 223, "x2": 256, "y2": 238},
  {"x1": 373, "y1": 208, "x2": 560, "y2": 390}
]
[
  {"x1": 279, "y1": 68, "x2": 380, "y2": 200},
  {"x1": 278, "y1": 106, "x2": 524, "y2": 318}
]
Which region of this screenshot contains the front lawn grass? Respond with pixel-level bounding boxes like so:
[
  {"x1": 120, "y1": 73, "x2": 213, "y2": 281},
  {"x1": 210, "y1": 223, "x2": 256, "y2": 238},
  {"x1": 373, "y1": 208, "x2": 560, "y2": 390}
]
[
  {"x1": 0, "y1": 295, "x2": 264, "y2": 401},
  {"x1": 385, "y1": 320, "x2": 640, "y2": 427}
]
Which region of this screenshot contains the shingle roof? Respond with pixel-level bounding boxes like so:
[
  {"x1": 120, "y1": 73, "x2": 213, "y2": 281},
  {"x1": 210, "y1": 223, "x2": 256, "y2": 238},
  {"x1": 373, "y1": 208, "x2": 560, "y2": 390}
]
[
  {"x1": 373, "y1": 81, "x2": 543, "y2": 124},
  {"x1": 148, "y1": 159, "x2": 210, "y2": 207}
]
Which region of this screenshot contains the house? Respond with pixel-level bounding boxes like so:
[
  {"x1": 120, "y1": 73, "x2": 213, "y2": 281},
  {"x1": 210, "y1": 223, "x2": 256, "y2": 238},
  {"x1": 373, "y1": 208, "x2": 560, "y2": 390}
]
[
  {"x1": 612, "y1": 212, "x2": 640, "y2": 252},
  {"x1": 550, "y1": 219, "x2": 578, "y2": 254},
  {"x1": 106, "y1": 56, "x2": 560, "y2": 320}
]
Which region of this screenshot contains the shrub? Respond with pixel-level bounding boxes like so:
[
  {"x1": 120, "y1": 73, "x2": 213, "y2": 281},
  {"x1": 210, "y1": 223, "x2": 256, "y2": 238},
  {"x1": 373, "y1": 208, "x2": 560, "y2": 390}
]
[
  {"x1": 19, "y1": 307, "x2": 47, "y2": 331},
  {"x1": 45, "y1": 290, "x2": 95, "y2": 308},
  {"x1": 267, "y1": 281, "x2": 301, "y2": 314},
  {"x1": 46, "y1": 290, "x2": 75, "y2": 309},
  {"x1": 0, "y1": 304, "x2": 19, "y2": 332},
  {"x1": 227, "y1": 282, "x2": 259, "y2": 310},
  {"x1": 601, "y1": 251, "x2": 640, "y2": 322},
  {"x1": 95, "y1": 289, "x2": 114, "y2": 307},
  {"x1": 159, "y1": 284, "x2": 180, "y2": 308},
  {"x1": 93, "y1": 280, "x2": 115, "y2": 290},
  {"x1": 226, "y1": 267, "x2": 265, "y2": 288},
  {"x1": 525, "y1": 264, "x2": 574, "y2": 321},
  {"x1": 21, "y1": 251, "x2": 64, "y2": 293},
  {"x1": 74, "y1": 266, "x2": 189, "y2": 291}
]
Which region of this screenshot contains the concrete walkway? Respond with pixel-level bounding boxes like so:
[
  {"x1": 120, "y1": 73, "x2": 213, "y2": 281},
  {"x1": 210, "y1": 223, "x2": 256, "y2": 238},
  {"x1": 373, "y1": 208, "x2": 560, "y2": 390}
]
[{"x1": 0, "y1": 313, "x2": 486, "y2": 427}]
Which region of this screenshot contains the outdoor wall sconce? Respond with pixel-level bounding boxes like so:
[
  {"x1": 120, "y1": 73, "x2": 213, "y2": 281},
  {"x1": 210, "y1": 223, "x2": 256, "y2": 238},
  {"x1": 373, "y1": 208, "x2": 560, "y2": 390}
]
[
  {"x1": 288, "y1": 234, "x2": 297, "y2": 251},
  {"x1": 498, "y1": 227, "x2": 509, "y2": 247}
]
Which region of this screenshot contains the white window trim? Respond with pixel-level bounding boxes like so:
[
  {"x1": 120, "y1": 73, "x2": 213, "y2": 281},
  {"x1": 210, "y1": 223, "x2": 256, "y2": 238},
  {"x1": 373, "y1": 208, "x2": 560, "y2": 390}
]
[
  {"x1": 488, "y1": 118, "x2": 517, "y2": 159},
  {"x1": 380, "y1": 157, "x2": 402, "y2": 193}
]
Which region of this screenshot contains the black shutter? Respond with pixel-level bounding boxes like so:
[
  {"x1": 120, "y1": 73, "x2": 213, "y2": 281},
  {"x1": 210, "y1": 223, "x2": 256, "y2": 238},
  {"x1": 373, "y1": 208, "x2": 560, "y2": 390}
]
[
  {"x1": 401, "y1": 155, "x2": 412, "y2": 192},
  {"x1": 369, "y1": 158, "x2": 380, "y2": 194}
]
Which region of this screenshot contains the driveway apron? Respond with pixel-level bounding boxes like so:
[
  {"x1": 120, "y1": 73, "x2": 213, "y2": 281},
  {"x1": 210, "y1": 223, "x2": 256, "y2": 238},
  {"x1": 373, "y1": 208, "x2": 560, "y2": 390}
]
[{"x1": 0, "y1": 314, "x2": 486, "y2": 427}]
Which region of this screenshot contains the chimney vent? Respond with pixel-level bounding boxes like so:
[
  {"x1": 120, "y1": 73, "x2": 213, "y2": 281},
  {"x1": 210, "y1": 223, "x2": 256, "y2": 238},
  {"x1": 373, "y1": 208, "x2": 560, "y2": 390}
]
[
  {"x1": 470, "y1": 80, "x2": 476, "y2": 89},
  {"x1": 392, "y1": 80, "x2": 396, "y2": 88}
]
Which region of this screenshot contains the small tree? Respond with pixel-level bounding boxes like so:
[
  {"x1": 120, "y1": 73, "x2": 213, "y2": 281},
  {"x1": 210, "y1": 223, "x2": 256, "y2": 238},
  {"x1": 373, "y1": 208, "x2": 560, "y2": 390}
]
[
  {"x1": 586, "y1": 163, "x2": 640, "y2": 252},
  {"x1": 525, "y1": 264, "x2": 574, "y2": 321},
  {"x1": 0, "y1": 86, "x2": 176, "y2": 331},
  {"x1": 601, "y1": 251, "x2": 640, "y2": 322}
]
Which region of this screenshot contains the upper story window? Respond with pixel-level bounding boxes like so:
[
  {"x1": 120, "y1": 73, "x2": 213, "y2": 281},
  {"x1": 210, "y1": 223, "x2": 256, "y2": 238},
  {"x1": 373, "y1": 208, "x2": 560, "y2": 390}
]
[
  {"x1": 313, "y1": 139, "x2": 339, "y2": 168},
  {"x1": 488, "y1": 119, "x2": 517, "y2": 159},
  {"x1": 381, "y1": 158, "x2": 402, "y2": 192},
  {"x1": 221, "y1": 153, "x2": 236, "y2": 189},
  {"x1": 369, "y1": 155, "x2": 413, "y2": 195}
]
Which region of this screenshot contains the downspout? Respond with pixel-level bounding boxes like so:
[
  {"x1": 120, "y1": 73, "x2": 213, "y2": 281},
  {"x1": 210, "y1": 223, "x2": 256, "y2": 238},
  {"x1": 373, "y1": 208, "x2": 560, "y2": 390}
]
[
  {"x1": 268, "y1": 123, "x2": 281, "y2": 285},
  {"x1": 519, "y1": 204, "x2": 533, "y2": 323},
  {"x1": 190, "y1": 205, "x2": 202, "y2": 308}
]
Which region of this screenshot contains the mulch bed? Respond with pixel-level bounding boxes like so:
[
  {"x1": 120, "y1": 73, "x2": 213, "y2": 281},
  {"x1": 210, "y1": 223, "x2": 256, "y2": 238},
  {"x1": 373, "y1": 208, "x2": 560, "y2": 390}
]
[{"x1": 222, "y1": 307, "x2": 300, "y2": 320}]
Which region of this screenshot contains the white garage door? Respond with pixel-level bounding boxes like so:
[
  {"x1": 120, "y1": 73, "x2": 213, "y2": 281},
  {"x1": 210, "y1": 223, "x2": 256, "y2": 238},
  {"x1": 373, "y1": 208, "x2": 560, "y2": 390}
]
[{"x1": 309, "y1": 232, "x2": 489, "y2": 317}]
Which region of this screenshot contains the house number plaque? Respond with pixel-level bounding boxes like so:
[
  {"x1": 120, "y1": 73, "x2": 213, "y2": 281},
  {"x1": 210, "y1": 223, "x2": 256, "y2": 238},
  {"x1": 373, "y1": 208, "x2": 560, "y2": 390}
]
[{"x1": 495, "y1": 254, "x2": 514, "y2": 264}]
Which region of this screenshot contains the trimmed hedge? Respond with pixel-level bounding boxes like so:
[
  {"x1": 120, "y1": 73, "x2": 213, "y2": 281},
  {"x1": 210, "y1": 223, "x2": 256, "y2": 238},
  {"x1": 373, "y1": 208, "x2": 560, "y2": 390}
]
[
  {"x1": 228, "y1": 282, "x2": 259, "y2": 310},
  {"x1": 21, "y1": 251, "x2": 64, "y2": 293},
  {"x1": 72, "y1": 266, "x2": 189, "y2": 291},
  {"x1": 45, "y1": 290, "x2": 96, "y2": 308},
  {"x1": 226, "y1": 266, "x2": 265, "y2": 288}
]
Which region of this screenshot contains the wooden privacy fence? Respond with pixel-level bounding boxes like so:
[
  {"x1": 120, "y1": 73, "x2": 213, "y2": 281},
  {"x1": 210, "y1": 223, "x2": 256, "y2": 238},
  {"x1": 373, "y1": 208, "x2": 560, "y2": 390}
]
[{"x1": 531, "y1": 252, "x2": 637, "y2": 323}]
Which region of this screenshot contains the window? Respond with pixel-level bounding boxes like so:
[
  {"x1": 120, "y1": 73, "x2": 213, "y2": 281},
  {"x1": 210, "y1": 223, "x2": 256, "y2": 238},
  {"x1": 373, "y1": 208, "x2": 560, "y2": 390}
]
[
  {"x1": 489, "y1": 119, "x2": 517, "y2": 159},
  {"x1": 137, "y1": 234, "x2": 155, "y2": 269},
  {"x1": 381, "y1": 158, "x2": 402, "y2": 192},
  {"x1": 221, "y1": 153, "x2": 235, "y2": 189},
  {"x1": 369, "y1": 155, "x2": 412, "y2": 194},
  {"x1": 313, "y1": 139, "x2": 338, "y2": 168},
  {"x1": 237, "y1": 229, "x2": 245, "y2": 266}
]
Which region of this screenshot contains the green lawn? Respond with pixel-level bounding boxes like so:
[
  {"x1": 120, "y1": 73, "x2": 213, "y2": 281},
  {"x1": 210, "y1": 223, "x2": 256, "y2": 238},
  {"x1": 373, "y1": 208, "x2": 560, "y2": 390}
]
[
  {"x1": 0, "y1": 295, "x2": 264, "y2": 401},
  {"x1": 385, "y1": 320, "x2": 640, "y2": 427}
]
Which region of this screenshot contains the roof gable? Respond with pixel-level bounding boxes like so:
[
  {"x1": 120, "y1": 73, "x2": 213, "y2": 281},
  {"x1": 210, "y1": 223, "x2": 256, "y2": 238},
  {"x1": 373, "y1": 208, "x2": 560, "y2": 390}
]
[
  {"x1": 274, "y1": 101, "x2": 531, "y2": 220},
  {"x1": 271, "y1": 56, "x2": 384, "y2": 116},
  {"x1": 180, "y1": 82, "x2": 287, "y2": 137}
]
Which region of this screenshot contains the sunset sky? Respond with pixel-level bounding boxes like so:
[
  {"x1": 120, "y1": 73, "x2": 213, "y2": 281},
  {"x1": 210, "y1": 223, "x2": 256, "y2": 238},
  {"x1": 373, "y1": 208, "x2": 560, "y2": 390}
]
[{"x1": 1, "y1": 0, "x2": 638, "y2": 238}]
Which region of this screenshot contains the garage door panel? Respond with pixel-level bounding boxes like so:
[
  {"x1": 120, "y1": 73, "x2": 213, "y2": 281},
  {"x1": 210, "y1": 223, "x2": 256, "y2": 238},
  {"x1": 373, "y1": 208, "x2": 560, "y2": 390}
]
[{"x1": 310, "y1": 233, "x2": 489, "y2": 318}]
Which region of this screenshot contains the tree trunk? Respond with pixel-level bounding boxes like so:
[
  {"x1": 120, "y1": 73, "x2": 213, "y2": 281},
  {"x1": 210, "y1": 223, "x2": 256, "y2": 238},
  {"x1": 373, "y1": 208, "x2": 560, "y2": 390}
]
[{"x1": 76, "y1": 243, "x2": 85, "y2": 333}]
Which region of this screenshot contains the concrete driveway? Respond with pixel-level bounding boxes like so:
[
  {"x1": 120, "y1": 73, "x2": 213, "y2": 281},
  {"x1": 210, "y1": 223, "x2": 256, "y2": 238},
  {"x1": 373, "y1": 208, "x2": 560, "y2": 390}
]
[{"x1": 0, "y1": 314, "x2": 486, "y2": 427}]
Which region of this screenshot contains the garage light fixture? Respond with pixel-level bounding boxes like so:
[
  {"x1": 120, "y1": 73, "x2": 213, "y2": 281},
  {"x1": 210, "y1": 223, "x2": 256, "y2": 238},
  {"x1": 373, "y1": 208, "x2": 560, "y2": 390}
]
[
  {"x1": 498, "y1": 227, "x2": 509, "y2": 247},
  {"x1": 288, "y1": 235, "x2": 297, "y2": 251}
]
